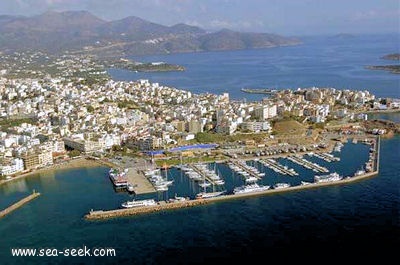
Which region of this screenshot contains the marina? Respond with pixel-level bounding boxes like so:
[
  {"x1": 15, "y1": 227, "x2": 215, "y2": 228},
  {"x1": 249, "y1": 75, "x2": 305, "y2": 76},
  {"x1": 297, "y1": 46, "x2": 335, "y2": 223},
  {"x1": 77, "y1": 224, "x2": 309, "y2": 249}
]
[{"x1": 85, "y1": 136, "x2": 381, "y2": 220}]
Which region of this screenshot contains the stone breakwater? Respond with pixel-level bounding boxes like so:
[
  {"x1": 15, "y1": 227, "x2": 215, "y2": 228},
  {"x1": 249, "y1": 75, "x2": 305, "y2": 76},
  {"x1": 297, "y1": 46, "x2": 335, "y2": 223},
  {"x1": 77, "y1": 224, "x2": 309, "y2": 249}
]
[{"x1": 0, "y1": 191, "x2": 41, "y2": 219}]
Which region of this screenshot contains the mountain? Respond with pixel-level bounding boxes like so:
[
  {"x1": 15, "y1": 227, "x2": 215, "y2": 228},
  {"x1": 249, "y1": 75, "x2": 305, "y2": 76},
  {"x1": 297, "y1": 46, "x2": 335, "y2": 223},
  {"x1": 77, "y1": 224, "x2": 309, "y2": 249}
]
[{"x1": 0, "y1": 11, "x2": 301, "y2": 56}]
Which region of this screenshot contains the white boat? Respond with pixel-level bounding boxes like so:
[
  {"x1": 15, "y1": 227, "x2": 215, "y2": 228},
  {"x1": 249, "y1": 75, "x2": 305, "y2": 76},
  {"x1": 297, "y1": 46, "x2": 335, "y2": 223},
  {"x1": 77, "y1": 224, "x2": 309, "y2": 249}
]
[
  {"x1": 168, "y1": 195, "x2": 188, "y2": 203},
  {"x1": 354, "y1": 169, "x2": 366, "y2": 176},
  {"x1": 196, "y1": 190, "x2": 226, "y2": 199},
  {"x1": 126, "y1": 183, "x2": 135, "y2": 192},
  {"x1": 300, "y1": 181, "x2": 312, "y2": 186},
  {"x1": 273, "y1": 183, "x2": 291, "y2": 189},
  {"x1": 121, "y1": 199, "x2": 157, "y2": 208},
  {"x1": 233, "y1": 183, "x2": 270, "y2": 194},
  {"x1": 199, "y1": 181, "x2": 211, "y2": 188},
  {"x1": 245, "y1": 176, "x2": 258, "y2": 183},
  {"x1": 214, "y1": 179, "x2": 225, "y2": 185},
  {"x1": 314, "y1": 172, "x2": 342, "y2": 183}
]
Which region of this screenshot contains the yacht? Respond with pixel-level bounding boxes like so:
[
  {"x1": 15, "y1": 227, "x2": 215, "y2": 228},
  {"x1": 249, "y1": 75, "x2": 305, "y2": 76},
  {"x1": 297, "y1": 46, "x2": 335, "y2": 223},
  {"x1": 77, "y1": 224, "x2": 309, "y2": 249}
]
[
  {"x1": 354, "y1": 169, "x2": 366, "y2": 177},
  {"x1": 196, "y1": 190, "x2": 226, "y2": 199},
  {"x1": 314, "y1": 172, "x2": 342, "y2": 183},
  {"x1": 273, "y1": 183, "x2": 291, "y2": 189},
  {"x1": 245, "y1": 176, "x2": 258, "y2": 183},
  {"x1": 300, "y1": 181, "x2": 313, "y2": 186},
  {"x1": 126, "y1": 183, "x2": 135, "y2": 193},
  {"x1": 121, "y1": 199, "x2": 157, "y2": 208},
  {"x1": 233, "y1": 183, "x2": 270, "y2": 194}
]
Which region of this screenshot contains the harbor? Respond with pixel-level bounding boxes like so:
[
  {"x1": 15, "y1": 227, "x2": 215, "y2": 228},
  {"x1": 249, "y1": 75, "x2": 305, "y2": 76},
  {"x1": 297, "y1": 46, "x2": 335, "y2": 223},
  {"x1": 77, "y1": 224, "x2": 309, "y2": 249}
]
[
  {"x1": 85, "y1": 136, "x2": 381, "y2": 220},
  {"x1": 0, "y1": 190, "x2": 41, "y2": 219}
]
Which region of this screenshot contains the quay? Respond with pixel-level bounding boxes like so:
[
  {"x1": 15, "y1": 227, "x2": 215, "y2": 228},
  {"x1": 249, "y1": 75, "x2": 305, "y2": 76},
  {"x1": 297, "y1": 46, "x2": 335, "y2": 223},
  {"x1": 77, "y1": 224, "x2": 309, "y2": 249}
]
[
  {"x1": 260, "y1": 158, "x2": 298, "y2": 176},
  {"x1": 0, "y1": 191, "x2": 41, "y2": 219},
  {"x1": 126, "y1": 168, "x2": 155, "y2": 194}
]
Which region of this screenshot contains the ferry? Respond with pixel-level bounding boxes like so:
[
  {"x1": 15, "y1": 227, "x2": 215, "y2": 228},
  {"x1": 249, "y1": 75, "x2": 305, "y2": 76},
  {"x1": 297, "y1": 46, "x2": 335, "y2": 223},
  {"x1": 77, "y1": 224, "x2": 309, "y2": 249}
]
[
  {"x1": 233, "y1": 183, "x2": 270, "y2": 194},
  {"x1": 121, "y1": 199, "x2": 157, "y2": 208},
  {"x1": 314, "y1": 172, "x2": 342, "y2": 183},
  {"x1": 196, "y1": 190, "x2": 226, "y2": 199},
  {"x1": 273, "y1": 183, "x2": 291, "y2": 189},
  {"x1": 109, "y1": 169, "x2": 128, "y2": 187}
]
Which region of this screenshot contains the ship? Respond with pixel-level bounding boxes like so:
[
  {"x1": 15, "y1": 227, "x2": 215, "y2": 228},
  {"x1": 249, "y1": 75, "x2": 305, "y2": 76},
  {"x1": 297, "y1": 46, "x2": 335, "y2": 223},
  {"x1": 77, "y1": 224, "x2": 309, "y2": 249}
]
[
  {"x1": 195, "y1": 190, "x2": 226, "y2": 199},
  {"x1": 273, "y1": 183, "x2": 291, "y2": 189},
  {"x1": 233, "y1": 183, "x2": 270, "y2": 194},
  {"x1": 121, "y1": 199, "x2": 157, "y2": 208},
  {"x1": 314, "y1": 172, "x2": 342, "y2": 183},
  {"x1": 109, "y1": 168, "x2": 128, "y2": 187}
]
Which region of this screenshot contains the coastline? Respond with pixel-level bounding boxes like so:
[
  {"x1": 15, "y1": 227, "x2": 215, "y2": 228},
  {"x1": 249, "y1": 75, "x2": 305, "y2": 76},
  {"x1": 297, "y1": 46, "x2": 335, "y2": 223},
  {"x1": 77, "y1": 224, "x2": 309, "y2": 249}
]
[{"x1": 0, "y1": 157, "x2": 107, "y2": 187}]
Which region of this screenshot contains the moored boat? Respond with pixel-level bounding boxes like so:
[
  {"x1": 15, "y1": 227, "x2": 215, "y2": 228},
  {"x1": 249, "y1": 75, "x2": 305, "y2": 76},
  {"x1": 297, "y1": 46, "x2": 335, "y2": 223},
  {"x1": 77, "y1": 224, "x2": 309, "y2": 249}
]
[{"x1": 121, "y1": 199, "x2": 157, "y2": 208}]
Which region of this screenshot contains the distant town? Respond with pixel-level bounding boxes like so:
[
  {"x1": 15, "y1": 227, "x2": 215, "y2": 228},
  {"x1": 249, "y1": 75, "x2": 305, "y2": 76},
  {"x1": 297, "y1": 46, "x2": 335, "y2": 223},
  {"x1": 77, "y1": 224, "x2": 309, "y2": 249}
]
[{"x1": 0, "y1": 51, "x2": 399, "y2": 179}]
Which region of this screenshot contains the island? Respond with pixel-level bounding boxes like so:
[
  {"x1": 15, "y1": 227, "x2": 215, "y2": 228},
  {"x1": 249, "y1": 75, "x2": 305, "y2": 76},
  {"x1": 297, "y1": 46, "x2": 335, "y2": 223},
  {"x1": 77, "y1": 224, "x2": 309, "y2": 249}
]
[
  {"x1": 101, "y1": 58, "x2": 185, "y2": 72},
  {"x1": 381, "y1": 53, "x2": 400, "y2": 60},
  {"x1": 366, "y1": 53, "x2": 400, "y2": 74}
]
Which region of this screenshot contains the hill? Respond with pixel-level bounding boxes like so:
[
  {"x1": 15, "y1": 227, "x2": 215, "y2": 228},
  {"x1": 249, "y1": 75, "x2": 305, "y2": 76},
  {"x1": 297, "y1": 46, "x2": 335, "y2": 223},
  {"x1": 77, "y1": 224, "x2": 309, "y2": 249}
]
[{"x1": 0, "y1": 11, "x2": 301, "y2": 56}]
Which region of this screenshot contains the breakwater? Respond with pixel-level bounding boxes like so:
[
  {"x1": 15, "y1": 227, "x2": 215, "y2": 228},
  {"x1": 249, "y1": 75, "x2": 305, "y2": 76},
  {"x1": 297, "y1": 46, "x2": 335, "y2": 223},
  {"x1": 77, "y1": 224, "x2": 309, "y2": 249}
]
[{"x1": 0, "y1": 191, "x2": 41, "y2": 219}]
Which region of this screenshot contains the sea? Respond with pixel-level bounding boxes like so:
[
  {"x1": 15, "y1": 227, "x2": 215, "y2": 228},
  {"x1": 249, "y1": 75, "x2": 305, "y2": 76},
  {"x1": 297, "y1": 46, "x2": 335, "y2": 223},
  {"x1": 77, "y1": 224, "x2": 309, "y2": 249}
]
[{"x1": 0, "y1": 34, "x2": 399, "y2": 264}]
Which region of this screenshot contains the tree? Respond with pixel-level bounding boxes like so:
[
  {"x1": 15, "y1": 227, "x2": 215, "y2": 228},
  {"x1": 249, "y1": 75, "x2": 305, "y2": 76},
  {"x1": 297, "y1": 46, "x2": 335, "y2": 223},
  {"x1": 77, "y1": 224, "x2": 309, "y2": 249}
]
[{"x1": 69, "y1": 150, "x2": 81, "y2": 158}]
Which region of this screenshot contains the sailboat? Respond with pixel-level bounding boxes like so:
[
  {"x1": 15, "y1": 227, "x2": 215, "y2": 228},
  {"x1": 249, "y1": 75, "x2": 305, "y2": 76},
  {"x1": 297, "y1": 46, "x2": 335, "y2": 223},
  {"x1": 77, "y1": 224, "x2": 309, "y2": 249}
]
[{"x1": 195, "y1": 170, "x2": 226, "y2": 199}]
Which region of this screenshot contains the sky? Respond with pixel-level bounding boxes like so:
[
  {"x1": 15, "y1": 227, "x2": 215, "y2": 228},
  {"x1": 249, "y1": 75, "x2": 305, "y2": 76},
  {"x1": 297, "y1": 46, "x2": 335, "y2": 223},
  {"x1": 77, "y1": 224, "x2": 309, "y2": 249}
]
[{"x1": 0, "y1": 0, "x2": 399, "y2": 35}]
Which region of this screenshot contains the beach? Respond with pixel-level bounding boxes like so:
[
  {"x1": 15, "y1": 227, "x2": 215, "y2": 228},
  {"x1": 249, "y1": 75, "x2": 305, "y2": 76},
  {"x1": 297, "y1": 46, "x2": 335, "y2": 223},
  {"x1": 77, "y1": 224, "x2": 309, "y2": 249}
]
[{"x1": 0, "y1": 157, "x2": 109, "y2": 187}]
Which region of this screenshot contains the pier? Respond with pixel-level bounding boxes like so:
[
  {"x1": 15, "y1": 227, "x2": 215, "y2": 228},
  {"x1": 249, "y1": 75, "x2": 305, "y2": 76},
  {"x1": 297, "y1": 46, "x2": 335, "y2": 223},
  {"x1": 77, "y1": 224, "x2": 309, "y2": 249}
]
[
  {"x1": 188, "y1": 164, "x2": 223, "y2": 186},
  {"x1": 309, "y1": 152, "x2": 340, "y2": 162},
  {"x1": 0, "y1": 191, "x2": 41, "y2": 219},
  {"x1": 287, "y1": 155, "x2": 329, "y2": 173},
  {"x1": 229, "y1": 160, "x2": 264, "y2": 179},
  {"x1": 260, "y1": 158, "x2": 298, "y2": 176},
  {"x1": 126, "y1": 168, "x2": 155, "y2": 194}
]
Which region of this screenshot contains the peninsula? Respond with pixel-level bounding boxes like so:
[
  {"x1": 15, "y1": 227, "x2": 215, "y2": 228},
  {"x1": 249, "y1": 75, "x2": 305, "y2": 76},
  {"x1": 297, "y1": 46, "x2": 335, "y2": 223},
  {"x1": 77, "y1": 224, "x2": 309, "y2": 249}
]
[{"x1": 101, "y1": 58, "x2": 185, "y2": 73}]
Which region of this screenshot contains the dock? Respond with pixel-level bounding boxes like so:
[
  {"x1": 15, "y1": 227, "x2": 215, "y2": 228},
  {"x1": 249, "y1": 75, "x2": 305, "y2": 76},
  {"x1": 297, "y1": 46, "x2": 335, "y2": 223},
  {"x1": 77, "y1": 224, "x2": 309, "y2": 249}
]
[
  {"x1": 260, "y1": 158, "x2": 298, "y2": 176},
  {"x1": 229, "y1": 160, "x2": 264, "y2": 179},
  {"x1": 189, "y1": 164, "x2": 216, "y2": 185},
  {"x1": 0, "y1": 191, "x2": 41, "y2": 219},
  {"x1": 125, "y1": 168, "x2": 155, "y2": 194},
  {"x1": 287, "y1": 155, "x2": 329, "y2": 173}
]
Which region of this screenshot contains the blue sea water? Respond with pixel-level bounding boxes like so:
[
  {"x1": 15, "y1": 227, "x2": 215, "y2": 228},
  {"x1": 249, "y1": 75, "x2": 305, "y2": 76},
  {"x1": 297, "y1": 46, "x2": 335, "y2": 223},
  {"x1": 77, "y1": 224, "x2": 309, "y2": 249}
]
[
  {"x1": 0, "y1": 34, "x2": 399, "y2": 264},
  {"x1": 109, "y1": 34, "x2": 400, "y2": 100}
]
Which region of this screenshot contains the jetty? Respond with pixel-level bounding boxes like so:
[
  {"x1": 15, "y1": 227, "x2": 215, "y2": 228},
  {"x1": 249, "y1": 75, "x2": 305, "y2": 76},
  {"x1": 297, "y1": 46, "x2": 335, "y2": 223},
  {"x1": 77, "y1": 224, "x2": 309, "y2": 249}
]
[
  {"x1": 0, "y1": 190, "x2": 40, "y2": 219},
  {"x1": 287, "y1": 155, "x2": 329, "y2": 173},
  {"x1": 260, "y1": 158, "x2": 298, "y2": 176},
  {"x1": 229, "y1": 160, "x2": 265, "y2": 179}
]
